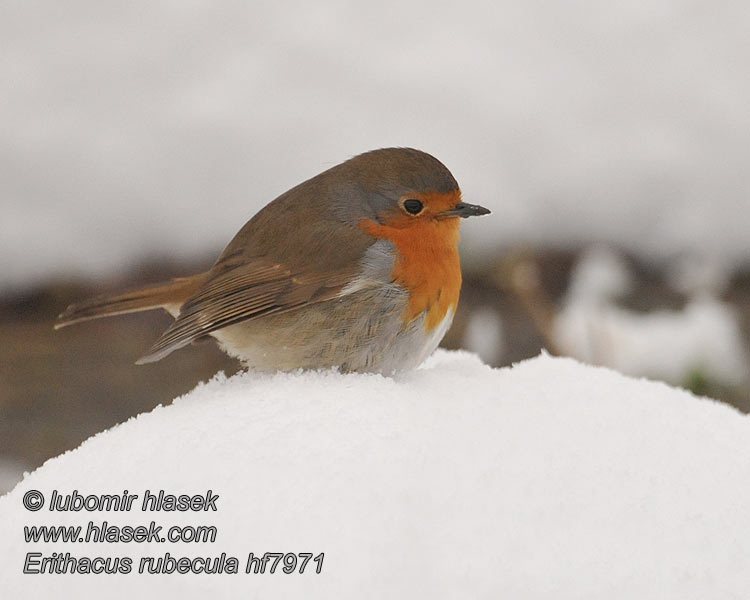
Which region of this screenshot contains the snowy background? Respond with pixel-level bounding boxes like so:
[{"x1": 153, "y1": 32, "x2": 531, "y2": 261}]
[{"x1": 2, "y1": 1, "x2": 750, "y2": 289}]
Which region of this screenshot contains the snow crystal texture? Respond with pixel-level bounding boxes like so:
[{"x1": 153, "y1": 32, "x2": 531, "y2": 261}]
[{"x1": 1, "y1": 350, "x2": 749, "y2": 598}]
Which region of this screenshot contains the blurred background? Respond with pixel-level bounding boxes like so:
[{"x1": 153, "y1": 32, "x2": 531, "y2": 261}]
[{"x1": 2, "y1": 1, "x2": 749, "y2": 493}]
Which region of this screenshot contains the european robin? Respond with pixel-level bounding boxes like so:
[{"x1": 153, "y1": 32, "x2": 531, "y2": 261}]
[{"x1": 56, "y1": 148, "x2": 490, "y2": 374}]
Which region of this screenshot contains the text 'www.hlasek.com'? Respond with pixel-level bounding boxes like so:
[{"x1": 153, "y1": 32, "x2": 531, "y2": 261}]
[{"x1": 20, "y1": 489, "x2": 325, "y2": 575}]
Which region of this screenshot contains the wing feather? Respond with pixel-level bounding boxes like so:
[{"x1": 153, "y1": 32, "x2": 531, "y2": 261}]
[
  {"x1": 136, "y1": 260, "x2": 355, "y2": 364},
  {"x1": 136, "y1": 186, "x2": 378, "y2": 364}
]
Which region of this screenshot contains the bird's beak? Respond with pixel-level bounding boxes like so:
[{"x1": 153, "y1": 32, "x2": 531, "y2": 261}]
[{"x1": 438, "y1": 202, "x2": 491, "y2": 219}]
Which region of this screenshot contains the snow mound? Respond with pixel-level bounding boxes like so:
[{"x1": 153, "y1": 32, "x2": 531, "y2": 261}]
[{"x1": 2, "y1": 350, "x2": 749, "y2": 598}]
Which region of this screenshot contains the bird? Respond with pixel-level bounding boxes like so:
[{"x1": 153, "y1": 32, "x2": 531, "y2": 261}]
[{"x1": 55, "y1": 148, "x2": 490, "y2": 374}]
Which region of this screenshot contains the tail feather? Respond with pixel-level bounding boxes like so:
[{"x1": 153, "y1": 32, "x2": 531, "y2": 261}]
[{"x1": 54, "y1": 274, "x2": 208, "y2": 330}]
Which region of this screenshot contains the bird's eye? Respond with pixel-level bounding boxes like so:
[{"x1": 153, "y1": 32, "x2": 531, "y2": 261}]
[{"x1": 402, "y1": 199, "x2": 424, "y2": 215}]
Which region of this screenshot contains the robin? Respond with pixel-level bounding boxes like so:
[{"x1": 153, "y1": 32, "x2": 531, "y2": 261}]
[{"x1": 56, "y1": 148, "x2": 490, "y2": 374}]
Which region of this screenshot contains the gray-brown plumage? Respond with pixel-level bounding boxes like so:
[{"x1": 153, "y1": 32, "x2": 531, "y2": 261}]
[{"x1": 56, "y1": 148, "x2": 489, "y2": 373}]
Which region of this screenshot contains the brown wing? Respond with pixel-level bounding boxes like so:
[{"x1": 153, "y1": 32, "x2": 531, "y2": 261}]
[
  {"x1": 136, "y1": 259, "x2": 356, "y2": 363},
  {"x1": 136, "y1": 179, "x2": 377, "y2": 364}
]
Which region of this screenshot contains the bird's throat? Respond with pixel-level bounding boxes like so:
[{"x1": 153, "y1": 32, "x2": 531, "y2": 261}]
[{"x1": 358, "y1": 217, "x2": 462, "y2": 331}]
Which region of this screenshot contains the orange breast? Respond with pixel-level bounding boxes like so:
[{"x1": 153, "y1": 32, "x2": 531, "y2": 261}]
[{"x1": 359, "y1": 196, "x2": 462, "y2": 331}]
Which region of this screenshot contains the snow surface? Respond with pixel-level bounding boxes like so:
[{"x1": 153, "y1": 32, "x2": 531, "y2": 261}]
[
  {"x1": 554, "y1": 247, "x2": 750, "y2": 385},
  {"x1": 3, "y1": 2, "x2": 750, "y2": 289},
  {"x1": 2, "y1": 350, "x2": 750, "y2": 598},
  {"x1": 555, "y1": 295, "x2": 750, "y2": 385}
]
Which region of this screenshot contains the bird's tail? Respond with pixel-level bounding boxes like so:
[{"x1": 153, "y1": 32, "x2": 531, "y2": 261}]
[{"x1": 54, "y1": 273, "x2": 208, "y2": 329}]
